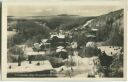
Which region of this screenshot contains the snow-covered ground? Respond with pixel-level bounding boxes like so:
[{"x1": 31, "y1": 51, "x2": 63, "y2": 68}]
[
  {"x1": 55, "y1": 56, "x2": 99, "y2": 77},
  {"x1": 7, "y1": 45, "x2": 122, "y2": 77},
  {"x1": 8, "y1": 31, "x2": 16, "y2": 38},
  {"x1": 7, "y1": 54, "x2": 99, "y2": 78},
  {"x1": 98, "y1": 46, "x2": 122, "y2": 56},
  {"x1": 8, "y1": 60, "x2": 53, "y2": 73}
]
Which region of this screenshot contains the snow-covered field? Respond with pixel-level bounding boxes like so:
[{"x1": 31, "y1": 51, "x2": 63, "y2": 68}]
[
  {"x1": 7, "y1": 45, "x2": 122, "y2": 77},
  {"x1": 54, "y1": 56, "x2": 99, "y2": 77},
  {"x1": 8, "y1": 31, "x2": 16, "y2": 38},
  {"x1": 98, "y1": 46, "x2": 122, "y2": 56},
  {"x1": 7, "y1": 55, "x2": 99, "y2": 77},
  {"x1": 8, "y1": 60, "x2": 53, "y2": 73}
]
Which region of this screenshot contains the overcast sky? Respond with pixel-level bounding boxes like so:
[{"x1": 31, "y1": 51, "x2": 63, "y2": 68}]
[{"x1": 7, "y1": 0, "x2": 123, "y2": 16}]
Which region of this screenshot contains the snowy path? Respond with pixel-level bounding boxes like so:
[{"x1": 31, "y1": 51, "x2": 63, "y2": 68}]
[{"x1": 55, "y1": 56, "x2": 98, "y2": 78}]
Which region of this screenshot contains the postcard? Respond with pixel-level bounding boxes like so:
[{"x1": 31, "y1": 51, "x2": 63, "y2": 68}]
[{"x1": 1, "y1": 0, "x2": 127, "y2": 80}]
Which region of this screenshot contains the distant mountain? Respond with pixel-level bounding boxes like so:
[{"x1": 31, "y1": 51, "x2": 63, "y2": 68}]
[{"x1": 57, "y1": 14, "x2": 79, "y2": 16}]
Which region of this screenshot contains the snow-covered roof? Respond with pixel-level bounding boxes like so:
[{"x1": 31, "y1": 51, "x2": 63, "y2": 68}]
[
  {"x1": 58, "y1": 34, "x2": 65, "y2": 39},
  {"x1": 56, "y1": 49, "x2": 67, "y2": 52},
  {"x1": 57, "y1": 46, "x2": 64, "y2": 49},
  {"x1": 26, "y1": 51, "x2": 46, "y2": 56},
  {"x1": 41, "y1": 39, "x2": 48, "y2": 43},
  {"x1": 86, "y1": 42, "x2": 96, "y2": 48},
  {"x1": 50, "y1": 34, "x2": 65, "y2": 39},
  {"x1": 56, "y1": 46, "x2": 67, "y2": 52},
  {"x1": 91, "y1": 28, "x2": 98, "y2": 31},
  {"x1": 86, "y1": 35, "x2": 96, "y2": 38},
  {"x1": 50, "y1": 35, "x2": 57, "y2": 38}
]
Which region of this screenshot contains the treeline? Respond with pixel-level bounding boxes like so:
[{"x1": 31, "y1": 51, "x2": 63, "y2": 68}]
[
  {"x1": 87, "y1": 9, "x2": 124, "y2": 46},
  {"x1": 7, "y1": 15, "x2": 95, "y2": 46},
  {"x1": 8, "y1": 9, "x2": 124, "y2": 47}
]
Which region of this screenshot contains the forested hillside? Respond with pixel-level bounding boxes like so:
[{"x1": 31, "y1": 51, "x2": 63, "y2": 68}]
[{"x1": 87, "y1": 9, "x2": 124, "y2": 46}]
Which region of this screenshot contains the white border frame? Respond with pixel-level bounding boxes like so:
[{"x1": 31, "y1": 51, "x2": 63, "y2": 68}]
[{"x1": 1, "y1": 0, "x2": 127, "y2": 81}]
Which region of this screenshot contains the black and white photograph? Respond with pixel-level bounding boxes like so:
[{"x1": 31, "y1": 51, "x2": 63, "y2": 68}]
[{"x1": 3, "y1": 0, "x2": 126, "y2": 80}]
